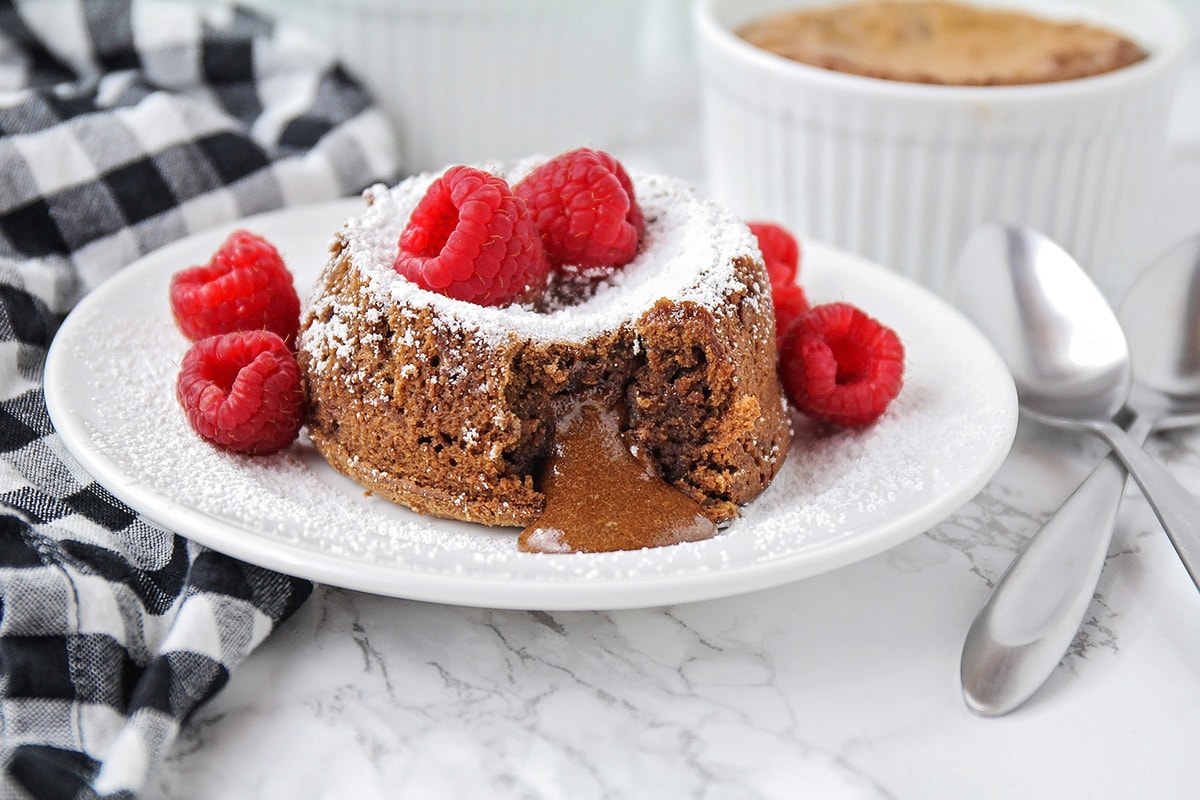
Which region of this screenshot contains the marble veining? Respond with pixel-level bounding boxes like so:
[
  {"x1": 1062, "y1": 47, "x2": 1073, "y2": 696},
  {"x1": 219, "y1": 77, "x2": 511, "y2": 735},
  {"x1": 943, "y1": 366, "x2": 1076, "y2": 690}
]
[{"x1": 137, "y1": 400, "x2": 1200, "y2": 800}]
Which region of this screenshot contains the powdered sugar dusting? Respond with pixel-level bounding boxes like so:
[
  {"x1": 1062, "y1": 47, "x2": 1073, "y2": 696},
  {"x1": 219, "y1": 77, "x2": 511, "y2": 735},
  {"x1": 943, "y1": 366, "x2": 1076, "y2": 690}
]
[
  {"x1": 45, "y1": 200, "x2": 1017, "y2": 609},
  {"x1": 314, "y1": 162, "x2": 756, "y2": 349}
]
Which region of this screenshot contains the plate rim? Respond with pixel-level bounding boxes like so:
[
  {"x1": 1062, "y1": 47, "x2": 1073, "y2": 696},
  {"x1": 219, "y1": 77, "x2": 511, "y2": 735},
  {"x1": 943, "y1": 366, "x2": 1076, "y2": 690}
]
[{"x1": 44, "y1": 198, "x2": 1017, "y2": 610}]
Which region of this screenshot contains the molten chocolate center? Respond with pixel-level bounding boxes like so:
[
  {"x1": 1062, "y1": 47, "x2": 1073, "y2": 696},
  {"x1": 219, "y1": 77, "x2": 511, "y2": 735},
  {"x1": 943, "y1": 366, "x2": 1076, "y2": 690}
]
[{"x1": 518, "y1": 390, "x2": 718, "y2": 554}]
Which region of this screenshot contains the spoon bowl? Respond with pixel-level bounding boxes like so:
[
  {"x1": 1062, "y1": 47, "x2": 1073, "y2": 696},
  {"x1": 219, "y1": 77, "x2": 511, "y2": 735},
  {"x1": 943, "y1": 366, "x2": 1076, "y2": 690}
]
[
  {"x1": 954, "y1": 225, "x2": 1132, "y2": 424},
  {"x1": 1123, "y1": 232, "x2": 1200, "y2": 422}
]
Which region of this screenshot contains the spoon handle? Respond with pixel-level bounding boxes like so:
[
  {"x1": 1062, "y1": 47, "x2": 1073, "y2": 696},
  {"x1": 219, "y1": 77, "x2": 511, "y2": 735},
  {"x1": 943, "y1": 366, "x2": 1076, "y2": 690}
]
[
  {"x1": 961, "y1": 415, "x2": 1151, "y2": 717},
  {"x1": 1094, "y1": 420, "x2": 1200, "y2": 591}
]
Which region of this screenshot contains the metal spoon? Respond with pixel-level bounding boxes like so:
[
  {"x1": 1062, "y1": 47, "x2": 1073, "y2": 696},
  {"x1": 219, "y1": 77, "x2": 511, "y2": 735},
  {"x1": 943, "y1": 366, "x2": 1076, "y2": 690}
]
[{"x1": 952, "y1": 226, "x2": 1200, "y2": 715}]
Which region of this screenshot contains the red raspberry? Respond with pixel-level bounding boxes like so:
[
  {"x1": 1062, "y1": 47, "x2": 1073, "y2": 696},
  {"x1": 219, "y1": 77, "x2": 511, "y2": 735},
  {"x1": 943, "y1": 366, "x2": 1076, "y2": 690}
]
[
  {"x1": 772, "y1": 281, "x2": 810, "y2": 343},
  {"x1": 395, "y1": 166, "x2": 549, "y2": 306},
  {"x1": 778, "y1": 302, "x2": 904, "y2": 427},
  {"x1": 748, "y1": 221, "x2": 800, "y2": 288},
  {"x1": 176, "y1": 330, "x2": 304, "y2": 455},
  {"x1": 170, "y1": 230, "x2": 301, "y2": 346},
  {"x1": 514, "y1": 148, "x2": 645, "y2": 270}
]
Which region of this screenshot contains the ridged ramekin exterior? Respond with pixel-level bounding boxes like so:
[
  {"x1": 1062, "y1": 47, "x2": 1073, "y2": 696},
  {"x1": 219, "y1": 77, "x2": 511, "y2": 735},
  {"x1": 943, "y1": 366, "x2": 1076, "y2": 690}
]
[
  {"x1": 695, "y1": 0, "x2": 1188, "y2": 300},
  {"x1": 244, "y1": 0, "x2": 643, "y2": 172}
]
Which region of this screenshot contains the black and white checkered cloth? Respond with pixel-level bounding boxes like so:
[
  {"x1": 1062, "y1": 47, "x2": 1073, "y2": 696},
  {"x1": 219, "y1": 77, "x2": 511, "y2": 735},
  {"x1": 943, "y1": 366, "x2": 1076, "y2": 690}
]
[{"x1": 0, "y1": 1, "x2": 401, "y2": 797}]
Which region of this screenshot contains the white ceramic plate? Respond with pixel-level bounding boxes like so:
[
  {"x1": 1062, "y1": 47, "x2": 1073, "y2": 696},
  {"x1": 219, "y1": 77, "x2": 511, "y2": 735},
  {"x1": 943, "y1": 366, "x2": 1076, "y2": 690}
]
[{"x1": 45, "y1": 199, "x2": 1017, "y2": 610}]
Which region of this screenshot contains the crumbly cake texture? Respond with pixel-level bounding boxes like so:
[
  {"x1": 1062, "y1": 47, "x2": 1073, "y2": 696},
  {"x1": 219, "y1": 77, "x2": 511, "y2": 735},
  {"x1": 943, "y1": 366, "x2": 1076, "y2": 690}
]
[{"x1": 298, "y1": 162, "x2": 792, "y2": 527}]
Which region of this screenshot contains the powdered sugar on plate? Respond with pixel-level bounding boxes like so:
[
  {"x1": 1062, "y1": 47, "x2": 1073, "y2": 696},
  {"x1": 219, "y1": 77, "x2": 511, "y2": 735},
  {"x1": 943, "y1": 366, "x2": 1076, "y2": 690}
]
[{"x1": 44, "y1": 198, "x2": 1017, "y2": 610}]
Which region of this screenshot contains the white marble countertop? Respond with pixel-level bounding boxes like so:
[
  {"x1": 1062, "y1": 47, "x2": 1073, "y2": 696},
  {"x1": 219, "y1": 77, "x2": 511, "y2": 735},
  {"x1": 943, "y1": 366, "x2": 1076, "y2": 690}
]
[{"x1": 142, "y1": 29, "x2": 1200, "y2": 800}]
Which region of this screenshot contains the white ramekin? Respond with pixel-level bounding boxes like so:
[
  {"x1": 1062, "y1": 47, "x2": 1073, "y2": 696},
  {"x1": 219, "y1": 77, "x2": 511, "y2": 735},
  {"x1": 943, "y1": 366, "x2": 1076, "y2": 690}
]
[
  {"x1": 694, "y1": 0, "x2": 1189, "y2": 300},
  {"x1": 242, "y1": 0, "x2": 644, "y2": 173}
]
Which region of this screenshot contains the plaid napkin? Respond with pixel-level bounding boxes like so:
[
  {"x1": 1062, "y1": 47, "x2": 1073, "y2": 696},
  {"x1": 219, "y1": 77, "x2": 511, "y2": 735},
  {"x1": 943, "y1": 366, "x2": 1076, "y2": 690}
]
[{"x1": 0, "y1": 1, "x2": 401, "y2": 797}]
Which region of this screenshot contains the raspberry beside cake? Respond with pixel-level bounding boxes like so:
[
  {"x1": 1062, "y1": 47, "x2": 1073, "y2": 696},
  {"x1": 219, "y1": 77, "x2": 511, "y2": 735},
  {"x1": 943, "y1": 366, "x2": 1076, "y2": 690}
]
[{"x1": 297, "y1": 161, "x2": 791, "y2": 533}]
